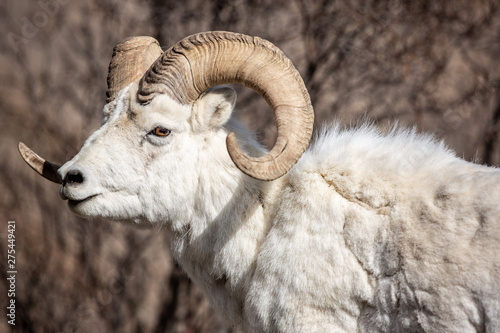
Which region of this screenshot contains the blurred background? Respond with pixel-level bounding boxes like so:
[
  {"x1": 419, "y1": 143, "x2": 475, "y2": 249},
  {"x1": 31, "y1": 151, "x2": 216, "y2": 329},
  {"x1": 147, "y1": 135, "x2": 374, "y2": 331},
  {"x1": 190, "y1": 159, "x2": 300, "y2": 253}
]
[{"x1": 1, "y1": 0, "x2": 499, "y2": 332}]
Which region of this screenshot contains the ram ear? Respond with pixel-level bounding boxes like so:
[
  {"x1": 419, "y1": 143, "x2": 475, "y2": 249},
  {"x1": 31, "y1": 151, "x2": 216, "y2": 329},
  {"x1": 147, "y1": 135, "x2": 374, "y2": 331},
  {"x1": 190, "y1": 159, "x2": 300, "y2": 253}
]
[{"x1": 196, "y1": 86, "x2": 236, "y2": 128}]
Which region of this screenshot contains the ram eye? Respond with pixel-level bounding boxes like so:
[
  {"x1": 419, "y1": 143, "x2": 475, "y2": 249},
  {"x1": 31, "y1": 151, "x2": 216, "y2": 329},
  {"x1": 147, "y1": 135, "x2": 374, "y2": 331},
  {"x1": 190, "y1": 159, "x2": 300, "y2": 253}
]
[{"x1": 151, "y1": 126, "x2": 171, "y2": 137}]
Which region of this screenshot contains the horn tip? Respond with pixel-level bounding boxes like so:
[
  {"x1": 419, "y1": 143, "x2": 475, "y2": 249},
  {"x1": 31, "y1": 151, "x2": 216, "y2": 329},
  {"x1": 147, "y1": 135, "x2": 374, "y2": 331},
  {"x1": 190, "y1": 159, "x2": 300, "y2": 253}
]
[
  {"x1": 18, "y1": 141, "x2": 32, "y2": 162},
  {"x1": 226, "y1": 133, "x2": 284, "y2": 182}
]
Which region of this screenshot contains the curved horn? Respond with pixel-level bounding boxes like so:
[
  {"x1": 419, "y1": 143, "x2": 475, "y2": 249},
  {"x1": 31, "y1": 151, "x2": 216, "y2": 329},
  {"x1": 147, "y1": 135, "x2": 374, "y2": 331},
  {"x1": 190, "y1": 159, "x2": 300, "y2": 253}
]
[
  {"x1": 18, "y1": 142, "x2": 62, "y2": 184},
  {"x1": 106, "y1": 36, "x2": 163, "y2": 103},
  {"x1": 138, "y1": 31, "x2": 314, "y2": 181}
]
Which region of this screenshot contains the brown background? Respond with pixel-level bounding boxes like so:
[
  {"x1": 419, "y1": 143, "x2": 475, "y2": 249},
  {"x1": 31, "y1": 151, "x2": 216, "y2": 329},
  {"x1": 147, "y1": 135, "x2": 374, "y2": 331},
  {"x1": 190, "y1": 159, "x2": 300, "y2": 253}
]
[{"x1": 1, "y1": 0, "x2": 499, "y2": 332}]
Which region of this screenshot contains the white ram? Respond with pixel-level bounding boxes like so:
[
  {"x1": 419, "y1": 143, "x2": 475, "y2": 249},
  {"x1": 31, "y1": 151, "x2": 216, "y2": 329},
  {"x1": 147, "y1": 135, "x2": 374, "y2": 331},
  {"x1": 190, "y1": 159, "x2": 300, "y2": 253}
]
[{"x1": 19, "y1": 31, "x2": 500, "y2": 332}]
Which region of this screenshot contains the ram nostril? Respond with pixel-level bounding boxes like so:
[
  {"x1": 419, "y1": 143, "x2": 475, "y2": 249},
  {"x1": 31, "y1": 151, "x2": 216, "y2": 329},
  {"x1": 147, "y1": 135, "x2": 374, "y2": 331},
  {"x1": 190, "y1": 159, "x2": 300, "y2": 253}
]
[{"x1": 64, "y1": 169, "x2": 84, "y2": 185}]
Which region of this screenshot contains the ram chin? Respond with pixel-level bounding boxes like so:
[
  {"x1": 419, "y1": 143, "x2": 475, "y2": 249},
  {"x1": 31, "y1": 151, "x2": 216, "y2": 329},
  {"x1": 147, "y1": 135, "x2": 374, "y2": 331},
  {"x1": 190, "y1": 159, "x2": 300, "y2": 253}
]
[{"x1": 67, "y1": 195, "x2": 101, "y2": 217}]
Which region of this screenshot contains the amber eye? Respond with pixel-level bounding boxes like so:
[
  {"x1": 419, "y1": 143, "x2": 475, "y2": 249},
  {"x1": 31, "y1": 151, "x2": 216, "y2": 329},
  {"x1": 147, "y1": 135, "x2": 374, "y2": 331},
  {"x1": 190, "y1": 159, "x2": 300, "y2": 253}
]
[{"x1": 152, "y1": 127, "x2": 171, "y2": 137}]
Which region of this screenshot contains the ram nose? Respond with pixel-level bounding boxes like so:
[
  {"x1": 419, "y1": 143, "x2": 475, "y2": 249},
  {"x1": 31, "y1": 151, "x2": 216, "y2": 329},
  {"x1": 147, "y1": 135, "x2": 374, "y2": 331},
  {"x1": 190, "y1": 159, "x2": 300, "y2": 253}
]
[
  {"x1": 63, "y1": 169, "x2": 84, "y2": 185},
  {"x1": 59, "y1": 167, "x2": 87, "y2": 199},
  {"x1": 18, "y1": 142, "x2": 63, "y2": 184}
]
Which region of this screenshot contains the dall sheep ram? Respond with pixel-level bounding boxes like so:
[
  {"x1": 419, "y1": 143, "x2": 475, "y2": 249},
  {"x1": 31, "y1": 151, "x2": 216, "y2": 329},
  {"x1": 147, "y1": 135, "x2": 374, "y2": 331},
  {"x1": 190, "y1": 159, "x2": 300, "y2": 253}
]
[{"x1": 19, "y1": 31, "x2": 500, "y2": 332}]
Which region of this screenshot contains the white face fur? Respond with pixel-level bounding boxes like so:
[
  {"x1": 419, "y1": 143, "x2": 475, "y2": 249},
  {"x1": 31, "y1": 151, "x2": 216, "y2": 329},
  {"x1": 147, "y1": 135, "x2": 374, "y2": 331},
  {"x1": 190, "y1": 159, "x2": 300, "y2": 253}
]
[{"x1": 58, "y1": 82, "x2": 236, "y2": 226}]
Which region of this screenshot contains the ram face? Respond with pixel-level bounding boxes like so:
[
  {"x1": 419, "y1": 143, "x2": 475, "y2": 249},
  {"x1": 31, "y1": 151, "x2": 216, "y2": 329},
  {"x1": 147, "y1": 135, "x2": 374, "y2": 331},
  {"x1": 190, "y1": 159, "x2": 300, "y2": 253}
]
[{"x1": 18, "y1": 32, "x2": 314, "y2": 226}]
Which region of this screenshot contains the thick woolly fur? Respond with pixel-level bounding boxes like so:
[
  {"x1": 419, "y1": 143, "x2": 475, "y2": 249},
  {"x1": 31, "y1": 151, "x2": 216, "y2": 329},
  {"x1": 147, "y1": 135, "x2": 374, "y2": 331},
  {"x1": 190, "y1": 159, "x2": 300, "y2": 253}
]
[{"x1": 58, "y1": 82, "x2": 500, "y2": 332}]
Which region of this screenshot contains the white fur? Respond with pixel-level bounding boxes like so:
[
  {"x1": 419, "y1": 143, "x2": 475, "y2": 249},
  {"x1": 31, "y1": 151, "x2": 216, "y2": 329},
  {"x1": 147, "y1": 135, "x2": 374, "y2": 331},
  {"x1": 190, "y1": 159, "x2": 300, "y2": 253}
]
[{"x1": 58, "y1": 81, "x2": 500, "y2": 332}]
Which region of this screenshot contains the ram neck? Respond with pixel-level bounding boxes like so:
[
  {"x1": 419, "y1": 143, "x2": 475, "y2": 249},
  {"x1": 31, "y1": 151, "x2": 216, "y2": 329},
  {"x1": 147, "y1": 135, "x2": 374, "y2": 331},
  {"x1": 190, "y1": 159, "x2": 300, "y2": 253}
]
[{"x1": 164, "y1": 150, "x2": 284, "y2": 322}]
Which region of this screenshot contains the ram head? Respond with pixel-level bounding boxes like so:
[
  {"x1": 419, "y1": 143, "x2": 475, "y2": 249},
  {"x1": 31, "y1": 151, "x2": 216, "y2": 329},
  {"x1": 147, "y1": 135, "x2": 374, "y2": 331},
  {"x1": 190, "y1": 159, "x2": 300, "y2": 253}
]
[{"x1": 18, "y1": 31, "x2": 314, "y2": 224}]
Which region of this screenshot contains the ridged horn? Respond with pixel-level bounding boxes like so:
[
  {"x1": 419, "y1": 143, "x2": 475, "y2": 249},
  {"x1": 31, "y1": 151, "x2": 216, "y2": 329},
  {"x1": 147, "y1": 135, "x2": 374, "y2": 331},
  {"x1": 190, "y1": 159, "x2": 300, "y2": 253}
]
[
  {"x1": 138, "y1": 31, "x2": 314, "y2": 181},
  {"x1": 18, "y1": 142, "x2": 63, "y2": 184},
  {"x1": 106, "y1": 36, "x2": 163, "y2": 103}
]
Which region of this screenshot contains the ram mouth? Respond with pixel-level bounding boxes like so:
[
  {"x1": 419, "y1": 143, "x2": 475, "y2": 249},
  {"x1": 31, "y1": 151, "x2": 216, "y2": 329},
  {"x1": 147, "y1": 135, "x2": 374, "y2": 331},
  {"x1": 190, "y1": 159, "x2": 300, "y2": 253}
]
[{"x1": 67, "y1": 194, "x2": 99, "y2": 207}]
